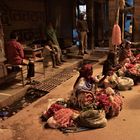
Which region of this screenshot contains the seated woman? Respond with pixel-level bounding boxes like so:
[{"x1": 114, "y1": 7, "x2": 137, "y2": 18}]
[
  {"x1": 119, "y1": 42, "x2": 136, "y2": 65},
  {"x1": 102, "y1": 51, "x2": 134, "y2": 90},
  {"x1": 69, "y1": 64, "x2": 104, "y2": 108},
  {"x1": 118, "y1": 42, "x2": 140, "y2": 84},
  {"x1": 5, "y1": 32, "x2": 35, "y2": 82},
  {"x1": 73, "y1": 64, "x2": 98, "y2": 92},
  {"x1": 46, "y1": 22, "x2": 66, "y2": 63},
  {"x1": 102, "y1": 51, "x2": 121, "y2": 76},
  {"x1": 69, "y1": 64, "x2": 123, "y2": 119}
]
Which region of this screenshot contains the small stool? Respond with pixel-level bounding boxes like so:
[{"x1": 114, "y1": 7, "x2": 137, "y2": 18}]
[{"x1": 5, "y1": 64, "x2": 25, "y2": 86}]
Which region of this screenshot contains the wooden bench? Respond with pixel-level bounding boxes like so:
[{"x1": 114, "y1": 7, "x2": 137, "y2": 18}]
[{"x1": 0, "y1": 62, "x2": 26, "y2": 86}]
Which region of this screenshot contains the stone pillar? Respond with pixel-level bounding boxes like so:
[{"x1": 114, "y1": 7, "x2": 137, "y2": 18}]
[
  {"x1": 0, "y1": 13, "x2": 7, "y2": 78},
  {"x1": 109, "y1": 0, "x2": 116, "y2": 50},
  {"x1": 86, "y1": 0, "x2": 94, "y2": 52},
  {"x1": 72, "y1": 0, "x2": 77, "y2": 26},
  {"x1": 0, "y1": 14, "x2": 6, "y2": 63}
]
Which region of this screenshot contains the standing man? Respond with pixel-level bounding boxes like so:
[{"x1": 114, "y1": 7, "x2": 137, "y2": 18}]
[{"x1": 77, "y1": 13, "x2": 89, "y2": 55}]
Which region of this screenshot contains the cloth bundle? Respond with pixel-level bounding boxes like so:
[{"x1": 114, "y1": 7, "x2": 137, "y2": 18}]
[
  {"x1": 76, "y1": 109, "x2": 107, "y2": 128},
  {"x1": 117, "y1": 77, "x2": 134, "y2": 90}
]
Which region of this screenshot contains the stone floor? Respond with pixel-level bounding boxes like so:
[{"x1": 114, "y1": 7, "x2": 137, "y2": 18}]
[
  {"x1": 1, "y1": 47, "x2": 139, "y2": 140},
  {"x1": 0, "y1": 58, "x2": 82, "y2": 108},
  {"x1": 0, "y1": 57, "x2": 140, "y2": 140},
  {"x1": 0, "y1": 48, "x2": 140, "y2": 140},
  {"x1": 0, "y1": 48, "x2": 107, "y2": 108}
]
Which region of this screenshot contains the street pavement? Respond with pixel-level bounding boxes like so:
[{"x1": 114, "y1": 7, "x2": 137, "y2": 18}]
[{"x1": 0, "y1": 57, "x2": 140, "y2": 140}]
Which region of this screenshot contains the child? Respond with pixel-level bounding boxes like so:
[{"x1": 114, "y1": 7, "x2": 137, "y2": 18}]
[{"x1": 43, "y1": 40, "x2": 61, "y2": 68}]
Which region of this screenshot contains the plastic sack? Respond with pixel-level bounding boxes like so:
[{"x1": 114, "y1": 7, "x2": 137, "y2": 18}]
[{"x1": 76, "y1": 109, "x2": 107, "y2": 128}]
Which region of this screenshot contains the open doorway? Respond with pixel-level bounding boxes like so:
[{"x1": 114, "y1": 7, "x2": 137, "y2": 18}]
[
  {"x1": 76, "y1": 0, "x2": 86, "y2": 18},
  {"x1": 72, "y1": 0, "x2": 86, "y2": 46},
  {"x1": 78, "y1": 5, "x2": 86, "y2": 19},
  {"x1": 124, "y1": 0, "x2": 134, "y2": 41}
]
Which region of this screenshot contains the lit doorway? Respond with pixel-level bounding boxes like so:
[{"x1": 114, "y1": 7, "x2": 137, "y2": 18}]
[
  {"x1": 73, "y1": 0, "x2": 86, "y2": 46},
  {"x1": 124, "y1": 0, "x2": 134, "y2": 41}
]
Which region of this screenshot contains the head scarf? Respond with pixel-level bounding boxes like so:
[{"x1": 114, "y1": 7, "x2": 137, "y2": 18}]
[
  {"x1": 73, "y1": 64, "x2": 94, "y2": 88},
  {"x1": 79, "y1": 64, "x2": 93, "y2": 78}
]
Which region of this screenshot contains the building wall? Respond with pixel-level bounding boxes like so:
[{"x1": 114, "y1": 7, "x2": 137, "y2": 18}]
[
  {"x1": 0, "y1": 0, "x2": 74, "y2": 79},
  {"x1": 1, "y1": 0, "x2": 46, "y2": 41},
  {"x1": 0, "y1": 0, "x2": 46, "y2": 79},
  {"x1": 46, "y1": 0, "x2": 73, "y2": 48},
  {"x1": 109, "y1": 0, "x2": 116, "y2": 49}
]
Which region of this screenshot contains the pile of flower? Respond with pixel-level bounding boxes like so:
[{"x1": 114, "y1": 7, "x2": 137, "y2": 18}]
[
  {"x1": 95, "y1": 88, "x2": 123, "y2": 118},
  {"x1": 127, "y1": 64, "x2": 140, "y2": 76},
  {"x1": 40, "y1": 87, "x2": 123, "y2": 131}
]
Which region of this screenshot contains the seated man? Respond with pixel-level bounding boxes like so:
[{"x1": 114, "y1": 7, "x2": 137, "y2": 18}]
[{"x1": 5, "y1": 32, "x2": 35, "y2": 82}]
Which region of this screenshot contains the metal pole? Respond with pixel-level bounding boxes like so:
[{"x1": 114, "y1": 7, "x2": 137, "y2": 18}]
[
  {"x1": 122, "y1": 13, "x2": 124, "y2": 40},
  {"x1": 119, "y1": 0, "x2": 125, "y2": 40}
]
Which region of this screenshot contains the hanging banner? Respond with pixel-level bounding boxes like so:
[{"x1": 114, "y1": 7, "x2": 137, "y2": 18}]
[{"x1": 112, "y1": 23, "x2": 122, "y2": 46}]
